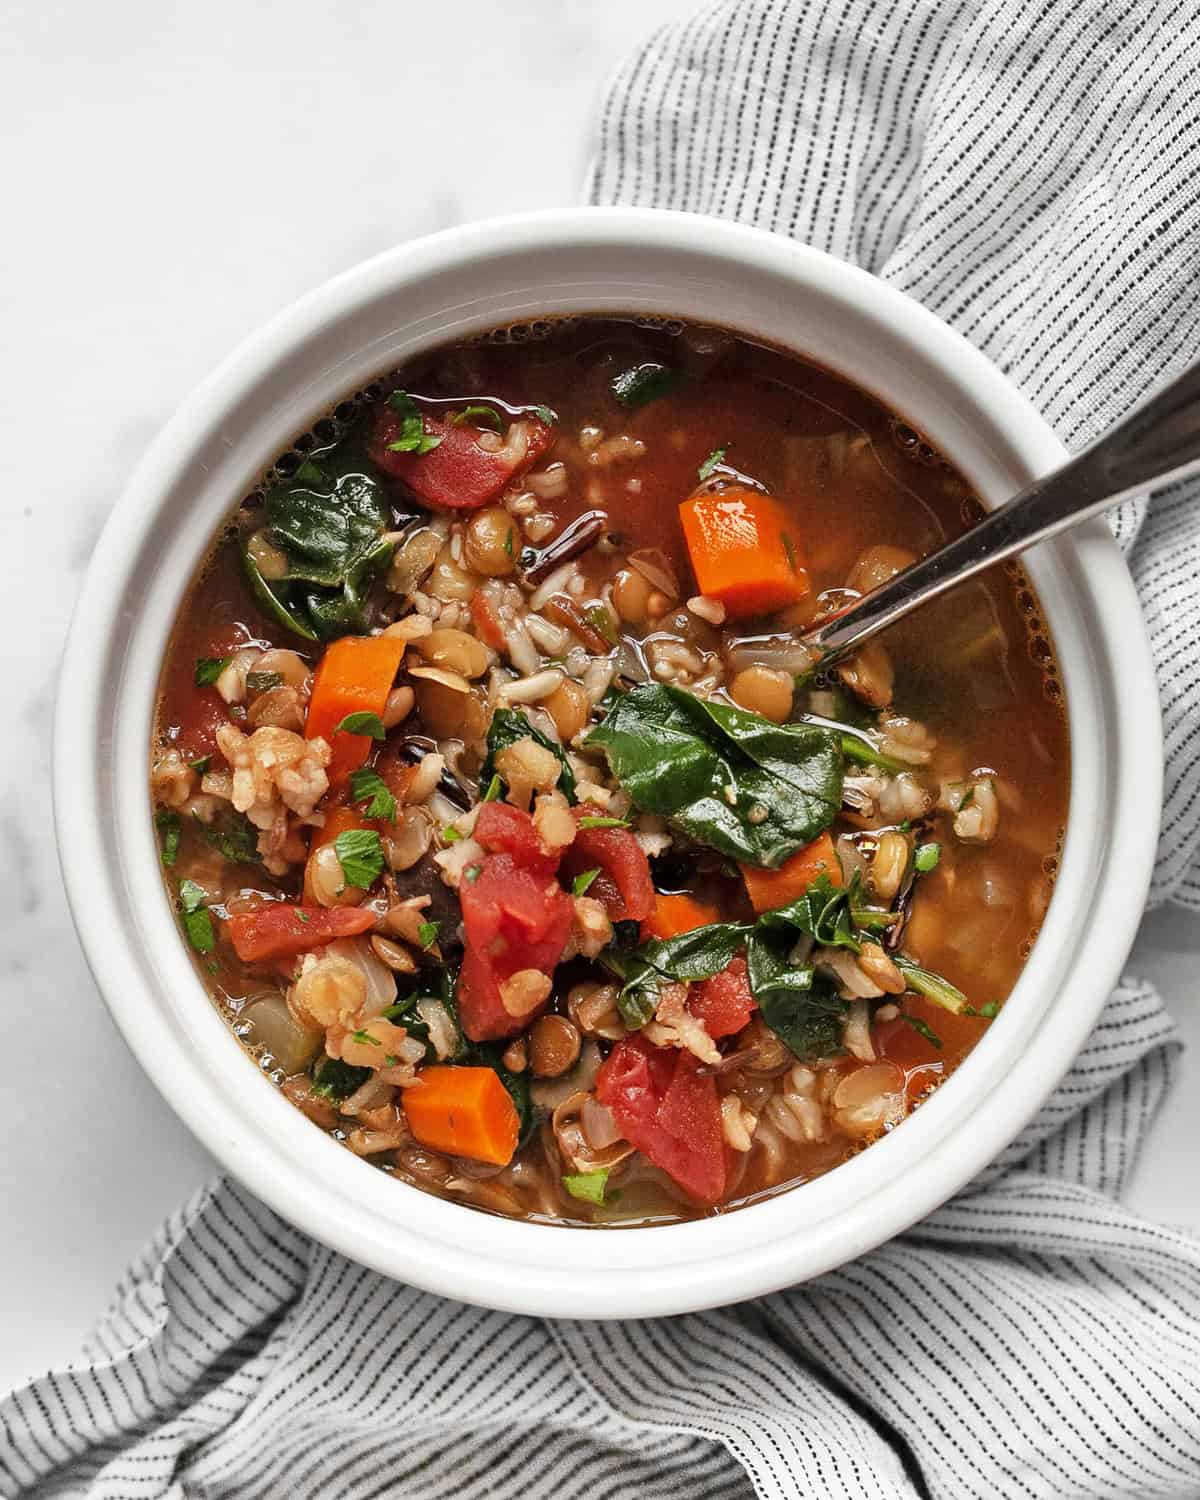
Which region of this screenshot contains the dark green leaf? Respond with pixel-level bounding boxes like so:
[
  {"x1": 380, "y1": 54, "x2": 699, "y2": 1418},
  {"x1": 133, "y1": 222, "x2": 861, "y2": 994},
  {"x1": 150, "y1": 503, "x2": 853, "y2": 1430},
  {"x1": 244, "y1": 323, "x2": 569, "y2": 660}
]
[
  {"x1": 246, "y1": 671, "x2": 283, "y2": 695},
  {"x1": 755, "y1": 874, "x2": 861, "y2": 954},
  {"x1": 334, "y1": 828, "x2": 385, "y2": 889},
  {"x1": 532, "y1": 404, "x2": 557, "y2": 425},
  {"x1": 481, "y1": 707, "x2": 577, "y2": 803},
  {"x1": 756, "y1": 969, "x2": 847, "y2": 1063},
  {"x1": 451, "y1": 404, "x2": 504, "y2": 432},
  {"x1": 156, "y1": 810, "x2": 181, "y2": 867},
  {"x1": 572, "y1": 868, "x2": 601, "y2": 897},
  {"x1": 578, "y1": 816, "x2": 629, "y2": 830},
  {"x1": 417, "y1": 921, "x2": 440, "y2": 949},
  {"x1": 348, "y1": 766, "x2": 396, "y2": 820},
  {"x1": 311, "y1": 1057, "x2": 372, "y2": 1101},
  {"x1": 978, "y1": 1000, "x2": 1000, "y2": 1019},
  {"x1": 895, "y1": 955, "x2": 968, "y2": 1014},
  {"x1": 241, "y1": 546, "x2": 319, "y2": 642},
  {"x1": 563, "y1": 1169, "x2": 609, "y2": 1206},
  {"x1": 188, "y1": 756, "x2": 210, "y2": 774},
  {"x1": 611, "y1": 362, "x2": 681, "y2": 410},
  {"x1": 194, "y1": 656, "x2": 229, "y2": 687},
  {"x1": 178, "y1": 878, "x2": 215, "y2": 955},
  {"x1": 293, "y1": 458, "x2": 325, "y2": 483},
  {"x1": 697, "y1": 447, "x2": 726, "y2": 481},
  {"x1": 265, "y1": 470, "x2": 390, "y2": 587},
  {"x1": 192, "y1": 809, "x2": 260, "y2": 864},
  {"x1": 464, "y1": 1040, "x2": 538, "y2": 1149},
  {"x1": 384, "y1": 391, "x2": 444, "y2": 454},
  {"x1": 333, "y1": 710, "x2": 386, "y2": 740},
  {"x1": 602, "y1": 922, "x2": 747, "y2": 1029},
  {"x1": 586, "y1": 683, "x2": 842, "y2": 867}
]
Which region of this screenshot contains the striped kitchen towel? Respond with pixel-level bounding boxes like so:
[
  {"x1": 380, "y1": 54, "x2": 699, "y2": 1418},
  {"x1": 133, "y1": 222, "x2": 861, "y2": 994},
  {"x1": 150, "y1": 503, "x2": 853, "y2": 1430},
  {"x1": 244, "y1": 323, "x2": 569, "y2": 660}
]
[{"x1": 4, "y1": 1, "x2": 1200, "y2": 1496}]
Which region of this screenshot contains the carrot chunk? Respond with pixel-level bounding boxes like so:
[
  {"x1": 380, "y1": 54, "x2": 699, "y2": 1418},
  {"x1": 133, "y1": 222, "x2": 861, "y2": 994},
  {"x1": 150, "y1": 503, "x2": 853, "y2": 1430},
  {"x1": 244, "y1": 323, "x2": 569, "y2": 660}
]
[
  {"x1": 679, "y1": 486, "x2": 810, "y2": 619},
  {"x1": 741, "y1": 831, "x2": 842, "y2": 914},
  {"x1": 641, "y1": 892, "x2": 720, "y2": 941},
  {"x1": 305, "y1": 634, "x2": 406, "y2": 783},
  {"x1": 402, "y1": 1066, "x2": 520, "y2": 1166}
]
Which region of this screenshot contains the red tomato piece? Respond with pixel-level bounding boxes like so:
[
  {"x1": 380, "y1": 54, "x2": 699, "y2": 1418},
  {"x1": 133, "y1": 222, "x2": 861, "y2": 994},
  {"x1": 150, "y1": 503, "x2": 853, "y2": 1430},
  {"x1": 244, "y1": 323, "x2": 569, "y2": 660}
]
[
  {"x1": 689, "y1": 956, "x2": 757, "y2": 1040},
  {"x1": 227, "y1": 905, "x2": 376, "y2": 963},
  {"x1": 596, "y1": 1035, "x2": 726, "y2": 1203},
  {"x1": 560, "y1": 809, "x2": 655, "y2": 922},
  {"x1": 369, "y1": 406, "x2": 554, "y2": 511},
  {"x1": 474, "y1": 802, "x2": 553, "y2": 873},
  {"x1": 470, "y1": 591, "x2": 507, "y2": 651},
  {"x1": 457, "y1": 853, "x2": 573, "y2": 1041},
  {"x1": 172, "y1": 687, "x2": 232, "y2": 762}
]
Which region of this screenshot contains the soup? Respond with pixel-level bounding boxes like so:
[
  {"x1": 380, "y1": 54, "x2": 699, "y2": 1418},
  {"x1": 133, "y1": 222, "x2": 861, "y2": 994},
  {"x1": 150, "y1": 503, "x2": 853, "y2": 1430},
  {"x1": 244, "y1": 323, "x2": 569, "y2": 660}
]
[{"x1": 150, "y1": 317, "x2": 1068, "y2": 1225}]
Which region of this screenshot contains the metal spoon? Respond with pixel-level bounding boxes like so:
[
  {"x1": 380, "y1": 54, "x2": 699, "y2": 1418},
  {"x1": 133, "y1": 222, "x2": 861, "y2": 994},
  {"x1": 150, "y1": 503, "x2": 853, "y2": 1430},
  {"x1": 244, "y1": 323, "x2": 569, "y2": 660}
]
[{"x1": 800, "y1": 360, "x2": 1200, "y2": 668}]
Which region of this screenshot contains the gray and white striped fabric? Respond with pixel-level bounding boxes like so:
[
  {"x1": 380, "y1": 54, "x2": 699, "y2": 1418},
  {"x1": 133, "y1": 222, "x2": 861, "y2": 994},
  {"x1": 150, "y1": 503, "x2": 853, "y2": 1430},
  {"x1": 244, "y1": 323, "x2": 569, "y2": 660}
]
[{"x1": 6, "y1": 1, "x2": 1200, "y2": 1495}]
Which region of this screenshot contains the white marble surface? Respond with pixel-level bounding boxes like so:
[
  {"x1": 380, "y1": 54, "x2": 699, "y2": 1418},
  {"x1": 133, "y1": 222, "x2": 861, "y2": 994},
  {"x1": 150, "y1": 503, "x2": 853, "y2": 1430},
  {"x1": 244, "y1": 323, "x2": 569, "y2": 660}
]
[{"x1": 1, "y1": 0, "x2": 1196, "y2": 1398}]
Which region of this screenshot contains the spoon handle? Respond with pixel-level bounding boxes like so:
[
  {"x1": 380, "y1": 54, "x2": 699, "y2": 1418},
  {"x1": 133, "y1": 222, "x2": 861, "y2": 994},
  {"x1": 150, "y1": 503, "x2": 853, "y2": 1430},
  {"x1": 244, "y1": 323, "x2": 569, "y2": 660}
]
[{"x1": 802, "y1": 359, "x2": 1200, "y2": 667}]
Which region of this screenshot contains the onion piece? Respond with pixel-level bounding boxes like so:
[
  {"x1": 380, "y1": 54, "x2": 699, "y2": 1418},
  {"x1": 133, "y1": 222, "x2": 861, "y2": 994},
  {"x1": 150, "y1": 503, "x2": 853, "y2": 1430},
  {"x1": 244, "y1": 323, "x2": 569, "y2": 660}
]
[
  {"x1": 323, "y1": 937, "x2": 397, "y2": 1017},
  {"x1": 581, "y1": 1096, "x2": 622, "y2": 1150},
  {"x1": 726, "y1": 635, "x2": 817, "y2": 674}
]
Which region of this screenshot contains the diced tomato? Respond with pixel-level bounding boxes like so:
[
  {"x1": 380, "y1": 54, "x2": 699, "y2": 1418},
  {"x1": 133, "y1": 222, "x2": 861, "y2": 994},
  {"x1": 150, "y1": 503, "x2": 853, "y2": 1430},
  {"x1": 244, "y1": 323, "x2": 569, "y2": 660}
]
[
  {"x1": 470, "y1": 591, "x2": 507, "y2": 651},
  {"x1": 457, "y1": 852, "x2": 573, "y2": 1041},
  {"x1": 173, "y1": 687, "x2": 232, "y2": 761},
  {"x1": 227, "y1": 904, "x2": 376, "y2": 962},
  {"x1": 560, "y1": 808, "x2": 655, "y2": 923},
  {"x1": 369, "y1": 406, "x2": 554, "y2": 511},
  {"x1": 689, "y1": 956, "x2": 756, "y2": 1040},
  {"x1": 474, "y1": 802, "x2": 553, "y2": 873},
  {"x1": 596, "y1": 1035, "x2": 726, "y2": 1203}
]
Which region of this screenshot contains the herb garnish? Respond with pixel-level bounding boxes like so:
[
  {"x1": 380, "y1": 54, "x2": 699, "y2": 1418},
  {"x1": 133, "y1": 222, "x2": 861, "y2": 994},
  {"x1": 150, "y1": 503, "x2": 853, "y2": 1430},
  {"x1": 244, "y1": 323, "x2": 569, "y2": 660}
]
[
  {"x1": 902, "y1": 1014, "x2": 943, "y2": 1048},
  {"x1": 533, "y1": 404, "x2": 557, "y2": 425},
  {"x1": 178, "y1": 879, "x2": 215, "y2": 955},
  {"x1": 188, "y1": 756, "x2": 210, "y2": 774},
  {"x1": 572, "y1": 868, "x2": 601, "y2": 897},
  {"x1": 417, "y1": 921, "x2": 440, "y2": 949},
  {"x1": 451, "y1": 404, "x2": 504, "y2": 432},
  {"x1": 194, "y1": 657, "x2": 230, "y2": 687},
  {"x1": 348, "y1": 766, "x2": 396, "y2": 820},
  {"x1": 311, "y1": 1057, "x2": 371, "y2": 1101},
  {"x1": 350, "y1": 1028, "x2": 381, "y2": 1047},
  {"x1": 385, "y1": 391, "x2": 444, "y2": 454},
  {"x1": 611, "y1": 361, "x2": 681, "y2": 410},
  {"x1": 334, "y1": 828, "x2": 385, "y2": 890},
  {"x1": 192, "y1": 809, "x2": 260, "y2": 864},
  {"x1": 156, "y1": 810, "x2": 181, "y2": 867},
  {"x1": 697, "y1": 447, "x2": 726, "y2": 481},
  {"x1": 333, "y1": 710, "x2": 387, "y2": 740},
  {"x1": 914, "y1": 842, "x2": 941, "y2": 873},
  {"x1": 578, "y1": 816, "x2": 630, "y2": 830},
  {"x1": 563, "y1": 1169, "x2": 609, "y2": 1206}
]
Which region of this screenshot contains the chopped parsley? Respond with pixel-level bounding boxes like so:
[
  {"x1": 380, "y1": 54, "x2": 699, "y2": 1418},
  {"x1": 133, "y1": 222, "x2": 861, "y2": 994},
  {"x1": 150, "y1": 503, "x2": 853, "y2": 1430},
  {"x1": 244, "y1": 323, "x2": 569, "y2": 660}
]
[
  {"x1": 350, "y1": 1028, "x2": 381, "y2": 1047},
  {"x1": 156, "y1": 810, "x2": 181, "y2": 867},
  {"x1": 385, "y1": 390, "x2": 444, "y2": 455},
  {"x1": 178, "y1": 878, "x2": 215, "y2": 955},
  {"x1": 188, "y1": 755, "x2": 210, "y2": 774},
  {"x1": 914, "y1": 842, "x2": 941, "y2": 874},
  {"x1": 532, "y1": 404, "x2": 557, "y2": 425},
  {"x1": 442, "y1": 826, "x2": 464, "y2": 843},
  {"x1": 334, "y1": 828, "x2": 385, "y2": 889},
  {"x1": 194, "y1": 656, "x2": 230, "y2": 687},
  {"x1": 482, "y1": 773, "x2": 503, "y2": 803},
  {"x1": 978, "y1": 1001, "x2": 1000, "y2": 1019},
  {"x1": 332, "y1": 710, "x2": 386, "y2": 740},
  {"x1": 562, "y1": 1169, "x2": 609, "y2": 1206},
  {"x1": 572, "y1": 868, "x2": 601, "y2": 897},
  {"x1": 417, "y1": 921, "x2": 440, "y2": 949},
  {"x1": 451, "y1": 404, "x2": 504, "y2": 432},
  {"x1": 578, "y1": 816, "x2": 630, "y2": 830},
  {"x1": 697, "y1": 447, "x2": 726, "y2": 481},
  {"x1": 348, "y1": 766, "x2": 396, "y2": 820}
]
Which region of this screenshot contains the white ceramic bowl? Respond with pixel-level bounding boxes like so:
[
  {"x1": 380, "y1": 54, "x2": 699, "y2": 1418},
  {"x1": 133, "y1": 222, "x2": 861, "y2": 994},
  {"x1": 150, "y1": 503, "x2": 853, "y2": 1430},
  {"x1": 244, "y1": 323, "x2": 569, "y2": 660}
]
[{"x1": 55, "y1": 207, "x2": 1160, "y2": 1318}]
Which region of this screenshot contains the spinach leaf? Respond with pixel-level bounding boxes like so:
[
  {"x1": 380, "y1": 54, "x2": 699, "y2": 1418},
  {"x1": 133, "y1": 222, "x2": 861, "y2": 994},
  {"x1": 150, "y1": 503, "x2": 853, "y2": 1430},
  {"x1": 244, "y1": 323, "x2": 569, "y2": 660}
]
[
  {"x1": 602, "y1": 922, "x2": 747, "y2": 1028},
  {"x1": 755, "y1": 874, "x2": 860, "y2": 954},
  {"x1": 156, "y1": 810, "x2": 181, "y2": 867},
  {"x1": 611, "y1": 361, "x2": 681, "y2": 410},
  {"x1": 192, "y1": 809, "x2": 260, "y2": 864},
  {"x1": 466, "y1": 1040, "x2": 538, "y2": 1149},
  {"x1": 311, "y1": 1057, "x2": 372, "y2": 1101},
  {"x1": 178, "y1": 879, "x2": 215, "y2": 955},
  {"x1": 585, "y1": 683, "x2": 842, "y2": 866},
  {"x1": 384, "y1": 967, "x2": 462, "y2": 1063},
  {"x1": 481, "y1": 707, "x2": 577, "y2": 803},
  {"x1": 755, "y1": 970, "x2": 847, "y2": 1063},
  {"x1": 243, "y1": 460, "x2": 393, "y2": 642}
]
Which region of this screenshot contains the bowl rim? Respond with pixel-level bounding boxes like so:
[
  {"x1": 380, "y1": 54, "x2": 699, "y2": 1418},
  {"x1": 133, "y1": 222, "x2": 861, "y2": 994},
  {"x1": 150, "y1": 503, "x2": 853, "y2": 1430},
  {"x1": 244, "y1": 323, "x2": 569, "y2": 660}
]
[{"x1": 53, "y1": 206, "x2": 1161, "y2": 1317}]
